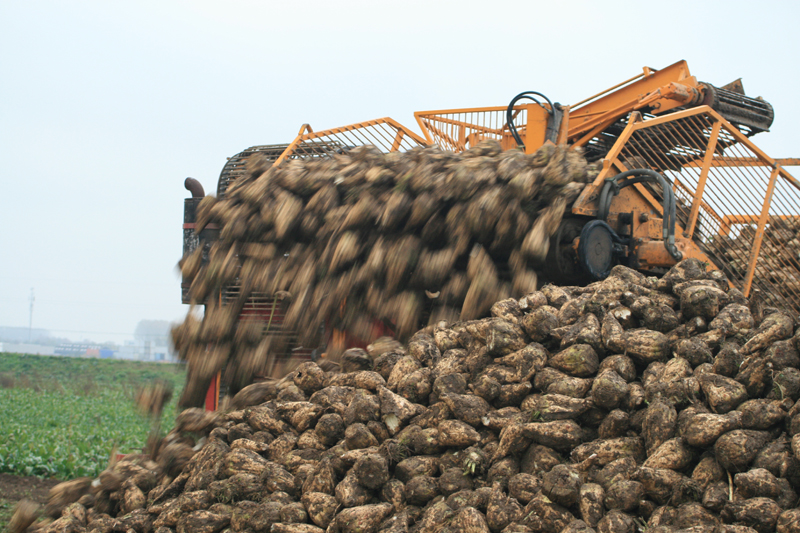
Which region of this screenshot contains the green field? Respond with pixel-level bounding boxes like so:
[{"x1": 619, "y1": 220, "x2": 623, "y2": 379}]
[{"x1": 0, "y1": 353, "x2": 185, "y2": 480}]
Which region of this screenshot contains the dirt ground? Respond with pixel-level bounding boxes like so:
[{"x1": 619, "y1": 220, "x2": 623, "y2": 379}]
[
  {"x1": 0, "y1": 473, "x2": 60, "y2": 526},
  {"x1": 0, "y1": 473, "x2": 59, "y2": 504}
]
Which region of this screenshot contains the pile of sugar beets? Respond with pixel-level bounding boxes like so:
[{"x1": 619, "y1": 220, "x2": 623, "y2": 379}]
[
  {"x1": 173, "y1": 140, "x2": 597, "y2": 406},
  {"x1": 16, "y1": 258, "x2": 800, "y2": 533}
]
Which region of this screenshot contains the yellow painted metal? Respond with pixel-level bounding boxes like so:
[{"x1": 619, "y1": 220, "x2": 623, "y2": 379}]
[
  {"x1": 391, "y1": 129, "x2": 406, "y2": 152},
  {"x1": 703, "y1": 110, "x2": 800, "y2": 193},
  {"x1": 608, "y1": 158, "x2": 672, "y2": 222},
  {"x1": 685, "y1": 120, "x2": 722, "y2": 238},
  {"x1": 412, "y1": 62, "x2": 725, "y2": 159},
  {"x1": 422, "y1": 119, "x2": 460, "y2": 150},
  {"x1": 633, "y1": 238, "x2": 709, "y2": 269},
  {"x1": 572, "y1": 105, "x2": 789, "y2": 232},
  {"x1": 684, "y1": 157, "x2": 800, "y2": 168},
  {"x1": 623, "y1": 104, "x2": 710, "y2": 128},
  {"x1": 415, "y1": 105, "x2": 529, "y2": 151},
  {"x1": 309, "y1": 117, "x2": 427, "y2": 145},
  {"x1": 742, "y1": 166, "x2": 780, "y2": 296},
  {"x1": 718, "y1": 214, "x2": 800, "y2": 237},
  {"x1": 572, "y1": 120, "x2": 616, "y2": 149},
  {"x1": 674, "y1": 178, "x2": 724, "y2": 229},
  {"x1": 650, "y1": 106, "x2": 800, "y2": 192},
  {"x1": 275, "y1": 130, "x2": 307, "y2": 166},
  {"x1": 524, "y1": 103, "x2": 550, "y2": 154},
  {"x1": 572, "y1": 112, "x2": 643, "y2": 216},
  {"x1": 415, "y1": 105, "x2": 510, "y2": 118},
  {"x1": 411, "y1": 62, "x2": 717, "y2": 158},
  {"x1": 274, "y1": 117, "x2": 428, "y2": 166},
  {"x1": 568, "y1": 60, "x2": 697, "y2": 139},
  {"x1": 570, "y1": 68, "x2": 648, "y2": 108}
]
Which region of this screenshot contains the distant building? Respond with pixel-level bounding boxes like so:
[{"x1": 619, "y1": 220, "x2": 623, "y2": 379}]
[
  {"x1": 117, "y1": 340, "x2": 173, "y2": 362},
  {"x1": 54, "y1": 344, "x2": 102, "y2": 357},
  {"x1": 0, "y1": 323, "x2": 176, "y2": 362}
]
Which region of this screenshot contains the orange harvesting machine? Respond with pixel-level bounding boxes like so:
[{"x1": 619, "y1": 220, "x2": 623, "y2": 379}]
[{"x1": 181, "y1": 60, "x2": 800, "y2": 408}]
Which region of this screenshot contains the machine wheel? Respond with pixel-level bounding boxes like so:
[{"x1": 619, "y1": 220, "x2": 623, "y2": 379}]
[
  {"x1": 578, "y1": 220, "x2": 615, "y2": 280},
  {"x1": 543, "y1": 218, "x2": 591, "y2": 285}
]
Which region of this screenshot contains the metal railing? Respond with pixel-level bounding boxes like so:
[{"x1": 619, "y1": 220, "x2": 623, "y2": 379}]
[
  {"x1": 274, "y1": 118, "x2": 428, "y2": 166},
  {"x1": 414, "y1": 106, "x2": 527, "y2": 152}
]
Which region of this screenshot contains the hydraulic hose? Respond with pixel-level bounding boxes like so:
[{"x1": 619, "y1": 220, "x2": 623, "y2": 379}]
[
  {"x1": 506, "y1": 91, "x2": 555, "y2": 149},
  {"x1": 597, "y1": 169, "x2": 682, "y2": 261}
]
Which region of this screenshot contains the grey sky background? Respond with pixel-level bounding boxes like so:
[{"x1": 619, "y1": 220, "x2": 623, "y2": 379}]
[{"x1": 1, "y1": 0, "x2": 799, "y2": 344}]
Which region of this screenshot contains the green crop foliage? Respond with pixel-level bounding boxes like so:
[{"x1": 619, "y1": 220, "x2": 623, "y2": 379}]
[{"x1": 0, "y1": 353, "x2": 185, "y2": 480}]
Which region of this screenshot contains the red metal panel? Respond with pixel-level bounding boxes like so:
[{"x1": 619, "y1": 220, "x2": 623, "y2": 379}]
[{"x1": 204, "y1": 372, "x2": 220, "y2": 412}]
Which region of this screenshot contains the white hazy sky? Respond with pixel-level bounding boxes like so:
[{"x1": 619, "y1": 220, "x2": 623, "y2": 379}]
[{"x1": 1, "y1": 0, "x2": 799, "y2": 344}]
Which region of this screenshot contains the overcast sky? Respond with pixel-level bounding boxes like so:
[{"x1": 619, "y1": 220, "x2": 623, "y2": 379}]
[{"x1": 1, "y1": 0, "x2": 799, "y2": 344}]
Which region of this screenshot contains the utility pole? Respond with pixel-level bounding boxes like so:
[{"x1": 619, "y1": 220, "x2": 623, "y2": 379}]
[{"x1": 28, "y1": 288, "x2": 34, "y2": 343}]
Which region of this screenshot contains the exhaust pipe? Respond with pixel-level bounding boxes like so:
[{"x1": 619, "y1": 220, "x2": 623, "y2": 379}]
[{"x1": 184, "y1": 177, "x2": 205, "y2": 198}]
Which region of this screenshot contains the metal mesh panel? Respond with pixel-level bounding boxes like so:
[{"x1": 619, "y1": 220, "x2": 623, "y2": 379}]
[
  {"x1": 221, "y1": 287, "x2": 289, "y2": 334},
  {"x1": 220, "y1": 285, "x2": 313, "y2": 376},
  {"x1": 218, "y1": 120, "x2": 425, "y2": 197},
  {"x1": 580, "y1": 118, "x2": 633, "y2": 163},
  {"x1": 284, "y1": 119, "x2": 426, "y2": 161},
  {"x1": 217, "y1": 144, "x2": 292, "y2": 198},
  {"x1": 614, "y1": 110, "x2": 800, "y2": 314},
  {"x1": 577, "y1": 108, "x2": 760, "y2": 164},
  {"x1": 416, "y1": 106, "x2": 526, "y2": 152}
]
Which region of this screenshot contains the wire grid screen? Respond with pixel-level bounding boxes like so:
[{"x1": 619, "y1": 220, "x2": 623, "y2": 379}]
[
  {"x1": 617, "y1": 112, "x2": 800, "y2": 314},
  {"x1": 218, "y1": 157, "x2": 247, "y2": 197},
  {"x1": 417, "y1": 108, "x2": 526, "y2": 152},
  {"x1": 218, "y1": 144, "x2": 293, "y2": 197},
  {"x1": 220, "y1": 286, "x2": 292, "y2": 335},
  {"x1": 219, "y1": 286, "x2": 313, "y2": 378},
  {"x1": 289, "y1": 121, "x2": 425, "y2": 160},
  {"x1": 220, "y1": 286, "x2": 314, "y2": 372},
  {"x1": 579, "y1": 114, "x2": 656, "y2": 163}
]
